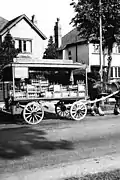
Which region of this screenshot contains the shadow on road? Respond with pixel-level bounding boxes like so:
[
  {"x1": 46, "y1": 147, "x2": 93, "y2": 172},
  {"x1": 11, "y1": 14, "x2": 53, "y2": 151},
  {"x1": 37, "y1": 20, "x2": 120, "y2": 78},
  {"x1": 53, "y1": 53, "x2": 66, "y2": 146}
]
[
  {"x1": 0, "y1": 112, "x2": 19, "y2": 125},
  {"x1": 0, "y1": 111, "x2": 73, "y2": 126},
  {"x1": 0, "y1": 126, "x2": 74, "y2": 160}
]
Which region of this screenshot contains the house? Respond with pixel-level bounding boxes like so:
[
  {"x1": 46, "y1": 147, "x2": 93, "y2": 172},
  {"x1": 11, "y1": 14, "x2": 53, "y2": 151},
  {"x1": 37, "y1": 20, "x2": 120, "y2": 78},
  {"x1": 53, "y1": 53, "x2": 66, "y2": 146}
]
[
  {"x1": 0, "y1": 14, "x2": 47, "y2": 60},
  {"x1": 56, "y1": 27, "x2": 120, "y2": 80}
]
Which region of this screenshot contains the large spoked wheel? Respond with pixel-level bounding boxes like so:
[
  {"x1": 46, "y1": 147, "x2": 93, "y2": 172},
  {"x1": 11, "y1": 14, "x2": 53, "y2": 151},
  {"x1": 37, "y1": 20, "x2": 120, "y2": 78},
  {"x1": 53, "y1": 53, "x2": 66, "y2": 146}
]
[
  {"x1": 23, "y1": 102, "x2": 44, "y2": 125},
  {"x1": 55, "y1": 101, "x2": 70, "y2": 118},
  {"x1": 70, "y1": 101, "x2": 87, "y2": 121}
]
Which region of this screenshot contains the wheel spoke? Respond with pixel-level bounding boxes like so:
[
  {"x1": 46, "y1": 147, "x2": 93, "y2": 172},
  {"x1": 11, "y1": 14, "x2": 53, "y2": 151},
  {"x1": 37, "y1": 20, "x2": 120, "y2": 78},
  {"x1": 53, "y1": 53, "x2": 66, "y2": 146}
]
[
  {"x1": 72, "y1": 111, "x2": 77, "y2": 116},
  {"x1": 29, "y1": 105, "x2": 33, "y2": 111},
  {"x1": 71, "y1": 109, "x2": 76, "y2": 114},
  {"x1": 26, "y1": 108, "x2": 32, "y2": 113},
  {"x1": 36, "y1": 108, "x2": 42, "y2": 113},
  {"x1": 25, "y1": 114, "x2": 31, "y2": 119},
  {"x1": 36, "y1": 114, "x2": 42, "y2": 119},
  {"x1": 65, "y1": 110, "x2": 69, "y2": 116},
  {"x1": 37, "y1": 112, "x2": 43, "y2": 116},
  {"x1": 57, "y1": 107, "x2": 61, "y2": 110},
  {"x1": 25, "y1": 112, "x2": 31, "y2": 115},
  {"x1": 58, "y1": 112, "x2": 61, "y2": 116},
  {"x1": 32, "y1": 116, "x2": 35, "y2": 124},
  {"x1": 80, "y1": 106, "x2": 85, "y2": 110},
  {"x1": 34, "y1": 114, "x2": 39, "y2": 121},
  {"x1": 57, "y1": 109, "x2": 61, "y2": 113},
  {"x1": 60, "y1": 112, "x2": 64, "y2": 116},
  {"x1": 28, "y1": 116, "x2": 32, "y2": 122},
  {"x1": 63, "y1": 112, "x2": 65, "y2": 117},
  {"x1": 78, "y1": 112, "x2": 82, "y2": 118}
]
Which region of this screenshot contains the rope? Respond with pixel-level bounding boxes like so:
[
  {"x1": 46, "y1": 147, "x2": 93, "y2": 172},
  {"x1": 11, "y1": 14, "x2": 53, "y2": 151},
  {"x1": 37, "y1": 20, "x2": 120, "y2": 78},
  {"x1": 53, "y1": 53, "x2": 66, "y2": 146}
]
[{"x1": 84, "y1": 90, "x2": 119, "y2": 105}]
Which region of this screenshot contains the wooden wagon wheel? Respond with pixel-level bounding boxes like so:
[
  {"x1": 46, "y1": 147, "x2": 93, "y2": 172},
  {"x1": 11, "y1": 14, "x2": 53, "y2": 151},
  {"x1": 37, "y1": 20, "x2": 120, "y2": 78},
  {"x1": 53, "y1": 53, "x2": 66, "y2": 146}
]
[
  {"x1": 55, "y1": 101, "x2": 71, "y2": 118},
  {"x1": 70, "y1": 101, "x2": 87, "y2": 121},
  {"x1": 23, "y1": 101, "x2": 44, "y2": 125}
]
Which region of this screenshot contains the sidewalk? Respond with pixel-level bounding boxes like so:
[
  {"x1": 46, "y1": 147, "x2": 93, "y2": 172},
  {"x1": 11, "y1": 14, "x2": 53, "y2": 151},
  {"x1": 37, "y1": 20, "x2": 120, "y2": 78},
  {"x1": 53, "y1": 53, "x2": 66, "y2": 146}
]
[{"x1": 1, "y1": 153, "x2": 120, "y2": 180}]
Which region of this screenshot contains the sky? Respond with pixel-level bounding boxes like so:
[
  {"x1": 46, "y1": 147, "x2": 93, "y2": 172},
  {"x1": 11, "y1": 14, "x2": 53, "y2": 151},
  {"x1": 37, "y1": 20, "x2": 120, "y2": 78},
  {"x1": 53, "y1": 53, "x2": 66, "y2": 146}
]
[{"x1": 0, "y1": 0, "x2": 75, "y2": 42}]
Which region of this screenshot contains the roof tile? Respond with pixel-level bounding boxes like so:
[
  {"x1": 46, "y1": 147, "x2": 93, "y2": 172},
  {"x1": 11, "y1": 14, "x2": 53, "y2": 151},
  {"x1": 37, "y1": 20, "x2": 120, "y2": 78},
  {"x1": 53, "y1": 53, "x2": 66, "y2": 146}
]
[{"x1": 60, "y1": 28, "x2": 85, "y2": 49}]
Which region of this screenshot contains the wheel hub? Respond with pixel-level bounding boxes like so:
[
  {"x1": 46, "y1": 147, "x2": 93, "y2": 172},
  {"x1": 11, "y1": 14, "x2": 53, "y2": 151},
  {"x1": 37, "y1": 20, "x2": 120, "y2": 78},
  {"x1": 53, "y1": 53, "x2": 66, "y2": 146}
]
[
  {"x1": 76, "y1": 109, "x2": 81, "y2": 114},
  {"x1": 31, "y1": 111, "x2": 37, "y2": 116},
  {"x1": 61, "y1": 105, "x2": 66, "y2": 111}
]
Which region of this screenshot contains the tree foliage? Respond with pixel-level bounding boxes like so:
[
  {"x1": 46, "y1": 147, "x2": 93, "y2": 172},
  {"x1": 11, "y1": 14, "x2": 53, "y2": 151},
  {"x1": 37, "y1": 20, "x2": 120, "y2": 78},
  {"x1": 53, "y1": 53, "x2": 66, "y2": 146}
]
[
  {"x1": 70, "y1": 0, "x2": 120, "y2": 81},
  {"x1": 0, "y1": 32, "x2": 19, "y2": 67},
  {"x1": 43, "y1": 36, "x2": 58, "y2": 59}
]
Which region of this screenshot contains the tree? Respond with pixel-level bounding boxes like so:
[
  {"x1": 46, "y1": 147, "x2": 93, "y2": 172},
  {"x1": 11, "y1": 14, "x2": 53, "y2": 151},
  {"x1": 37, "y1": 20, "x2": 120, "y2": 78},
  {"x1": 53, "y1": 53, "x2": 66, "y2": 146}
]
[
  {"x1": 70, "y1": 0, "x2": 120, "y2": 81},
  {"x1": 43, "y1": 36, "x2": 58, "y2": 59},
  {"x1": 0, "y1": 32, "x2": 19, "y2": 67}
]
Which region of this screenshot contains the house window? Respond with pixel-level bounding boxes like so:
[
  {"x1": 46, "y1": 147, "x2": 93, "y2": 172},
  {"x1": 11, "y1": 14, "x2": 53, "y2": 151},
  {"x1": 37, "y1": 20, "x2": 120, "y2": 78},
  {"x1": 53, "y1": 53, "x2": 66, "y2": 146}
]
[
  {"x1": 111, "y1": 67, "x2": 120, "y2": 78},
  {"x1": 93, "y1": 44, "x2": 99, "y2": 53},
  {"x1": 23, "y1": 40, "x2": 26, "y2": 52},
  {"x1": 118, "y1": 67, "x2": 120, "y2": 77},
  {"x1": 113, "y1": 44, "x2": 120, "y2": 54},
  {"x1": 15, "y1": 38, "x2": 32, "y2": 53},
  {"x1": 19, "y1": 40, "x2": 22, "y2": 52},
  {"x1": 118, "y1": 46, "x2": 120, "y2": 53},
  {"x1": 111, "y1": 67, "x2": 113, "y2": 77},
  {"x1": 115, "y1": 67, "x2": 117, "y2": 77},
  {"x1": 68, "y1": 50, "x2": 72, "y2": 60}
]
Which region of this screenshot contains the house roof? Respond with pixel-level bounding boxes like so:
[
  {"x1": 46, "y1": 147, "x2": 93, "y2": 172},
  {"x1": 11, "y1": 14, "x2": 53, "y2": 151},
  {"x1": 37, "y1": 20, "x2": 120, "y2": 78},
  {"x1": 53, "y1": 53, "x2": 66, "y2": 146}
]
[
  {"x1": 60, "y1": 28, "x2": 99, "y2": 50},
  {"x1": 60, "y1": 28, "x2": 87, "y2": 50},
  {"x1": 0, "y1": 17, "x2": 8, "y2": 31},
  {"x1": 0, "y1": 14, "x2": 47, "y2": 40}
]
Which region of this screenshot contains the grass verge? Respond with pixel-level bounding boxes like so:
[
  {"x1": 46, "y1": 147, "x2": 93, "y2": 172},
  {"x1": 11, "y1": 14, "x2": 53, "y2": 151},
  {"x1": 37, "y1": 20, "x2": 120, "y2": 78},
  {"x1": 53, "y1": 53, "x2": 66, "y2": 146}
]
[{"x1": 64, "y1": 169, "x2": 120, "y2": 180}]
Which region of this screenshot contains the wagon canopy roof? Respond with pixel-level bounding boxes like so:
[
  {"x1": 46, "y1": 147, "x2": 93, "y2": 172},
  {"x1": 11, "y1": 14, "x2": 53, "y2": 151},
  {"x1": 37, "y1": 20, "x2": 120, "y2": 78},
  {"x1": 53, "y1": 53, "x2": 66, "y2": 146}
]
[{"x1": 4, "y1": 58, "x2": 87, "y2": 70}]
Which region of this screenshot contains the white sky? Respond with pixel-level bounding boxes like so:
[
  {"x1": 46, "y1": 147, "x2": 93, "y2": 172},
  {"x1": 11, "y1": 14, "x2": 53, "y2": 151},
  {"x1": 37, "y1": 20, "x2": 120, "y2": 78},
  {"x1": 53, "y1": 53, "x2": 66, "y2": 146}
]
[{"x1": 1, "y1": 0, "x2": 75, "y2": 40}]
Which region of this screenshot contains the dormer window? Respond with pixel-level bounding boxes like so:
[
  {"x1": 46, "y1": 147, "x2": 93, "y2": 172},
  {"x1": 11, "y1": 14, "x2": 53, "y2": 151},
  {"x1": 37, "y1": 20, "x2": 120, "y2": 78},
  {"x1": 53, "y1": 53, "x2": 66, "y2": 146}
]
[{"x1": 15, "y1": 38, "x2": 32, "y2": 53}]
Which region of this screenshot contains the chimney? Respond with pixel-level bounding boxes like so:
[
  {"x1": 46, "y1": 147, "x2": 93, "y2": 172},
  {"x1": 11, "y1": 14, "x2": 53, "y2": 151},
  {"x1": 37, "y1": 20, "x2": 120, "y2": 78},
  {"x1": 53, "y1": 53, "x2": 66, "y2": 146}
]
[
  {"x1": 31, "y1": 15, "x2": 37, "y2": 25},
  {"x1": 54, "y1": 18, "x2": 62, "y2": 48}
]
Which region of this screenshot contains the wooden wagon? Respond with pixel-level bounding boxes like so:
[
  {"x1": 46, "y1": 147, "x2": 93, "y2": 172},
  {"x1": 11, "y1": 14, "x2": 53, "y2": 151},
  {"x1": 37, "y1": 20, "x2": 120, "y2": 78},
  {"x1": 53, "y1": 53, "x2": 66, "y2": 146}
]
[{"x1": 0, "y1": 58, "x2": 89, "y2": 124}]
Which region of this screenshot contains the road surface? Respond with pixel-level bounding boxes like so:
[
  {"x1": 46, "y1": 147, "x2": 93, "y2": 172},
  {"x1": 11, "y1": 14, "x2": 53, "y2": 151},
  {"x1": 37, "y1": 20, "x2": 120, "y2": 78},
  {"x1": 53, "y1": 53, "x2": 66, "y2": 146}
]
[{"x1": 0, "y1": 113, "x2": 120, "y2": 178}]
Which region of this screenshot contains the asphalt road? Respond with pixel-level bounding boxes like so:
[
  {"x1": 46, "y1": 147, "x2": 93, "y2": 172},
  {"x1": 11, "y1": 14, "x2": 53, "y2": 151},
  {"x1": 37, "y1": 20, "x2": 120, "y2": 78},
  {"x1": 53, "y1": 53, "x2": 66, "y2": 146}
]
[{"x1": 0, "y1": 112, "x2": 120, "y2": 177}]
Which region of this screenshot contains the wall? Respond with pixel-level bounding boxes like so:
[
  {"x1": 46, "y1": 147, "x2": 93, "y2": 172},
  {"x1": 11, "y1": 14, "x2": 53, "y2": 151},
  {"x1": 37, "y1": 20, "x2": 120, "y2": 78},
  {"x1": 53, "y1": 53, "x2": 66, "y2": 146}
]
[
  {"x1": 2, "y1": 19, "x2": 45, "y2": 59},
  {"x1": 108, "y1": 54, "x2": 120, "y2": 66},
  {"x1": 63, "y1": 44, "x2": 89, "y2": 64},
  {"x1": 77, "y1": 44, "x2": 89, "y2": 64},
  {"x1": 62, "y1": 42, "x2": 120, "y2": 75},
  {"x1": 89, "y1": 43, "x2": 100, "y2": 66},
  {"x1": 89, "y1": 43, "x2": 120, "y2": 67}
]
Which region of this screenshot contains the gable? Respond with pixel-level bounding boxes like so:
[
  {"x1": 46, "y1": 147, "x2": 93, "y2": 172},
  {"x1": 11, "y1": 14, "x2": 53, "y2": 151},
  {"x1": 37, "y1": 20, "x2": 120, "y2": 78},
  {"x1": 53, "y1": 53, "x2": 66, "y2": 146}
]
[
  {"x1": 7, "y1": 18, "x2": 42, "y2": 39},
  {"x1": 0, "y1": 14, "x2": 47, "y2": 40}
]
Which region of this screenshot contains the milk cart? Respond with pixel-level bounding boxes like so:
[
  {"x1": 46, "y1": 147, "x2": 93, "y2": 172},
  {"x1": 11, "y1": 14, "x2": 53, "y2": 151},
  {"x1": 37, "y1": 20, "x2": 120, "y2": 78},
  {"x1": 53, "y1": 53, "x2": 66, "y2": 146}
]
[{"x1": 0, "y1": 58, "x2": 88, "y2": 124}]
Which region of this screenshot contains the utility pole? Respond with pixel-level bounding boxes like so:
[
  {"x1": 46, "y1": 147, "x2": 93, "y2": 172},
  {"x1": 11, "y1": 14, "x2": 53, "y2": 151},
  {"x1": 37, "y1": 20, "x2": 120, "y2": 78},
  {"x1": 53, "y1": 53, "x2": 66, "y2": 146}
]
[{"x1": 99, "y1": 0, "x2": 103, "y2": 82}]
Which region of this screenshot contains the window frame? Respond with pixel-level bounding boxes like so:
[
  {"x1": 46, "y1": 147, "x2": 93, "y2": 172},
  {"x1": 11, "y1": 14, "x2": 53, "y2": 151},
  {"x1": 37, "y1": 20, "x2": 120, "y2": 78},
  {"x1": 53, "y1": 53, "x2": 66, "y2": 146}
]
[
  {"x1": 14, "y1": 38, "x2": 32, "y2": 54},
  {"x1": 111, "y1": 66, "x2": 120, "y2": 78},
  {"x1": 93, "y1": 44, "x2": 99, "y2": 53},
  {"x1": 113, "y1": 43, "x2": 120, "y2": 54}
]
